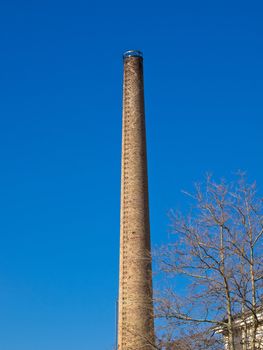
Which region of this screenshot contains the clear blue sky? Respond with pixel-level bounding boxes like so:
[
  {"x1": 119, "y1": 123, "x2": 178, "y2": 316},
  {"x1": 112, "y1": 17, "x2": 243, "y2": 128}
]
[{"x1": 0, "y1": 1, "x2": 262, "y2": 349}]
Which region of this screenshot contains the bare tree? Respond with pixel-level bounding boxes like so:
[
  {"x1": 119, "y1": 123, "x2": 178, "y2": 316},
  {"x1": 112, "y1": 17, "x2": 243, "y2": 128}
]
[{"x1": 154, "y1": 174, "x2": 263, "y2": 350}]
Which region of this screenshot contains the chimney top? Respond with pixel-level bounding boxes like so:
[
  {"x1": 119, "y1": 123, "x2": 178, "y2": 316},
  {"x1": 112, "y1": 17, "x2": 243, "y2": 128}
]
[{"x1": 123, "y1": 50, "x2": 143, "y2": 59}]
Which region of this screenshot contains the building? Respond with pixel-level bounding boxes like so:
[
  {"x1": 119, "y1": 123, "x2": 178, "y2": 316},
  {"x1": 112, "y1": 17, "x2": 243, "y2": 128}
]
[{"x1": 217, "y1": 307, "x2": 263, "y2": 350}]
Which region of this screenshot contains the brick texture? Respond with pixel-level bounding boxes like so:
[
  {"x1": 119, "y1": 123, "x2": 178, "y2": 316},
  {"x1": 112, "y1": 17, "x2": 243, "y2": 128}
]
[{"x1": 117, "y1": 55, "x2": 155, "y2": 350}]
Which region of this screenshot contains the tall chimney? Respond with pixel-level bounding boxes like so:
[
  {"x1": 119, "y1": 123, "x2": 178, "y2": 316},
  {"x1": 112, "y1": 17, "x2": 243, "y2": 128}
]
[{"x1": 118, "y1": 50, "x2": 155, "y2": 350}]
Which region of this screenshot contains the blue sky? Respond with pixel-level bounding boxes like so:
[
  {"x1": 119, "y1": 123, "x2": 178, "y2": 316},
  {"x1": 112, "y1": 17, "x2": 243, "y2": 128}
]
[{"x1": 0, "y1": 1, "x2": 262, "y2": 349}]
